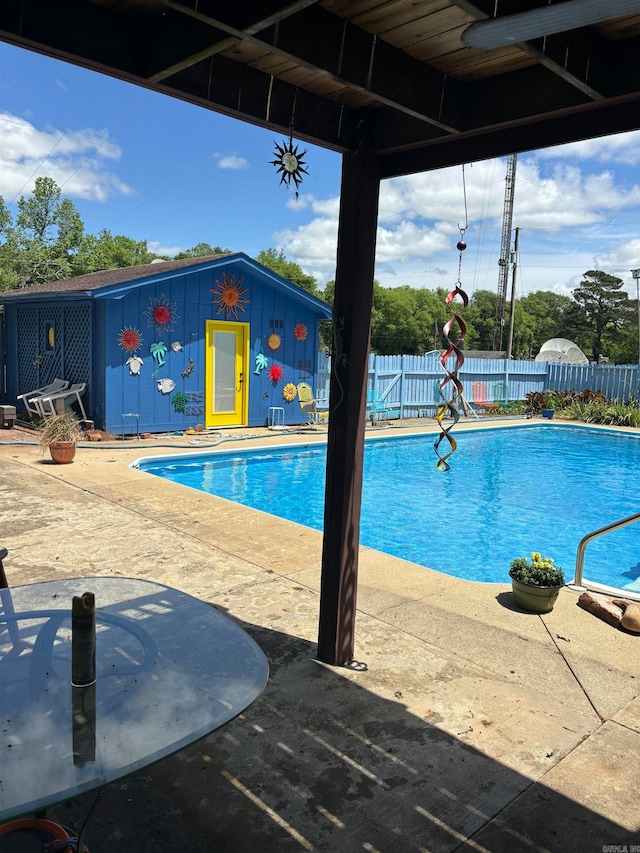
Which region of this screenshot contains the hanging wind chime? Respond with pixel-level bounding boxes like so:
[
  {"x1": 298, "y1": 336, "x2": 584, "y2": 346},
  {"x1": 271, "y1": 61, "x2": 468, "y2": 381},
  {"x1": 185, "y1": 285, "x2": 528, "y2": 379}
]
[
  {"x1": 434, "y1": 167, "x2": 470, "y2": 472},
  {"x1": 270, "y1": 89, "x2": 308, "y2": 198}
]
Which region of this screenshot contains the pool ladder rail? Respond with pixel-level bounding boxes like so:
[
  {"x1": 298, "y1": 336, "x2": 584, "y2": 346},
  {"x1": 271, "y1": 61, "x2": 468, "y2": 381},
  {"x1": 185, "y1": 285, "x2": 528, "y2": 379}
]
[{"x1": 569, "y1": 510, "x2": 640, "y2": 601}]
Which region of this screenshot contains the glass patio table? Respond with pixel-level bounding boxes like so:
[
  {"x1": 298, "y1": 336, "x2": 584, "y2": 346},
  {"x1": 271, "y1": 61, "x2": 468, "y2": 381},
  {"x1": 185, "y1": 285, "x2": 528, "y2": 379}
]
[{"x1": 0, "y1": 577, "x2": 269, "y2": 821}]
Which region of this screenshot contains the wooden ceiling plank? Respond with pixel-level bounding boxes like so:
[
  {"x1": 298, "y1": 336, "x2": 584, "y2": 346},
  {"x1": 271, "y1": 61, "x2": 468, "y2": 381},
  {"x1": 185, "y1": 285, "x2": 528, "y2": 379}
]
[
  {"x1": 380, "y1": 6, "x2": 475, "y2": 47},
  {"x1": 0, "y1": 0, "x2": 142, "y2": 76},
  {"x1": 163, "y1": 0, "x2": 465, "y2": 132},
  {"x1": 160, "y1": 53, "x2": 354, "y2": 150},
  {"x1": 351, "y1": 0, "x2": 453, "y2": 32},
  {"x1": 380, "y1": 96, "x2": 640, "y2": 176}
]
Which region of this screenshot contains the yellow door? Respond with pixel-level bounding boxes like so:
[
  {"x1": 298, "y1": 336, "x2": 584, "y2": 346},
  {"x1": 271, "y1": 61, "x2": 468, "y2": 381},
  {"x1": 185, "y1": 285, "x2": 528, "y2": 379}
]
[{"x1": 205, "y1": 321, "x2": 249, "y2": 427}]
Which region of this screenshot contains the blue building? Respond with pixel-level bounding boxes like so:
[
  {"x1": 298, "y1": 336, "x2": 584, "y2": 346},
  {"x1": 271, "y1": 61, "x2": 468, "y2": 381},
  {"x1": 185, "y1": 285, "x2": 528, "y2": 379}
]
[{"x1": 0, "y1": 253, "x2": 331, "y2": 433}]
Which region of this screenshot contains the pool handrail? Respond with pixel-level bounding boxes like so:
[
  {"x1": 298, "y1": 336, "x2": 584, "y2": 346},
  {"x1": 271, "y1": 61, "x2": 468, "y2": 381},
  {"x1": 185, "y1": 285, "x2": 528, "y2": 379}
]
[{"x1": 571, "y1": 510, "x2": 640, "y2": 594}]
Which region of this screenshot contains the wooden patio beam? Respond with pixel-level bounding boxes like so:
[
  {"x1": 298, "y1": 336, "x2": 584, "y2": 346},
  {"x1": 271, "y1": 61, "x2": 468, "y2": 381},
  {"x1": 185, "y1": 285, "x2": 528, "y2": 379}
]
[{"x1": 317, "y1": 147, "x2": 380, "y2": 666}]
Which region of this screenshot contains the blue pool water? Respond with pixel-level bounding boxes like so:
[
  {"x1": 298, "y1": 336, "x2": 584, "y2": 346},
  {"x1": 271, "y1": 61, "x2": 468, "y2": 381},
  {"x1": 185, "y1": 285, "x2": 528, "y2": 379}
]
[{"x1": 136, "y1": 425, "x2": 640, "y2": 590}]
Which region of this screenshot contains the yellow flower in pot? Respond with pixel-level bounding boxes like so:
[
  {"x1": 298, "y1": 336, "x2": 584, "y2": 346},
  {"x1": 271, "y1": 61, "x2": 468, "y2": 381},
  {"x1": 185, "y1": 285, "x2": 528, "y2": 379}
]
[
  {"x1": 39, "y1": 410, "x2": 83, "y2": 464},
  {"x1": 509, "y1": 552, "x2": 565, "y2": 613}
]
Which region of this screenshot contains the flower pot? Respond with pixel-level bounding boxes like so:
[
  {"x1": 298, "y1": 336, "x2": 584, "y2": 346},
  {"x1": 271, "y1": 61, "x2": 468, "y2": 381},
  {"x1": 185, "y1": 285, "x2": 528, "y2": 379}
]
[
  {"x1": 49, "y1": 440, "x2": 77, "y2": 464},
  {"x1": 541, "y1": 408, "x2": 555, "y2": 419},
  {"x1": 510, "y1": 576, "x2": 562, "y2": 613},
  {"x1": 0, "y1": 818, "x2": 70, "y2": 845}
]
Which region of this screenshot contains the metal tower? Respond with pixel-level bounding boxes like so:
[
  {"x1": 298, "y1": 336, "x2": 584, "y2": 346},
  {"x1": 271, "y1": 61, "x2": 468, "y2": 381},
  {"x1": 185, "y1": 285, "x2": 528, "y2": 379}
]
[{"x1": 493, "y1": 153, "x2": 517, "y2": 351}]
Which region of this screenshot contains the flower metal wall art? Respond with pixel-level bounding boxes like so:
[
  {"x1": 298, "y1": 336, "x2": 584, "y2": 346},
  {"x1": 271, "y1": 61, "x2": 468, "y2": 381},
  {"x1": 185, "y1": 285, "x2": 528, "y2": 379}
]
[{"x1": 283, "y1": 383, "x2": 297, "y2": 402}]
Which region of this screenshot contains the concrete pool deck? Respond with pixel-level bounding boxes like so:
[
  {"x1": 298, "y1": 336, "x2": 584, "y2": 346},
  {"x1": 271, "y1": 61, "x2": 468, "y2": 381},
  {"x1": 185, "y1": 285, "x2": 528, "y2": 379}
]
[{"x1": 0, "y1": 418, "x2": 638, "y2": 852}]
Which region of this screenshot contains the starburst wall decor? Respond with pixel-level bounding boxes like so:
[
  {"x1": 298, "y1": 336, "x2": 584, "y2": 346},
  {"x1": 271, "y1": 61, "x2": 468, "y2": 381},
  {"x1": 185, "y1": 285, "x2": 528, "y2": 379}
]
[
  {"x1": 144, "y1": 295, "x2": 180, "y2": 333},
  {"x1": 118, "y1": 326, "x2": 142, "y2": 352},
  {"x1": 210, "y1": 271, "x2": 250, "y2": 320},
  {"x1": 270, "y1": 137, "x2": 308, "y2": 198}
]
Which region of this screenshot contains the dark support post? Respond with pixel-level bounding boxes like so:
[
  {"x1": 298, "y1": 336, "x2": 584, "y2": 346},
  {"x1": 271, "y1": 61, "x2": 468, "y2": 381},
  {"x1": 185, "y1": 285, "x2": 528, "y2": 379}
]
[{"x1": 317, "y1": 148, "x2": 381, "y2": 665}]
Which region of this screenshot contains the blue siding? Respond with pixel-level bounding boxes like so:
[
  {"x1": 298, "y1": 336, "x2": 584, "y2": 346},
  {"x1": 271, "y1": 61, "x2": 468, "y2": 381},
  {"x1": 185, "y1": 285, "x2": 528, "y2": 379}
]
[{"x1": 102, "y1": 260, "x2": 329, "y2": 433}]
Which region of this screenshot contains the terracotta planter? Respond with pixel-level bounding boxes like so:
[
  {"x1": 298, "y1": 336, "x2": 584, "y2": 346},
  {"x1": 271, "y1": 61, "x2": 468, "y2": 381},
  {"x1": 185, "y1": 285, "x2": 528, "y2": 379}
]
[
  {"x1": 510, "y1": 575, "x2": 563, "y2": 613},
  {"x1": 49, "y1": 440, "x2": 77, "y2": 464},
  {"x1": 0, "y1": 817, "x2": 70, "y2": 843}
]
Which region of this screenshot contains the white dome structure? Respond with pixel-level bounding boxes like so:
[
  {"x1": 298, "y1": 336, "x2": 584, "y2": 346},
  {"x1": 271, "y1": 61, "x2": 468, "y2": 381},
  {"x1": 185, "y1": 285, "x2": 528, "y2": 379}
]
[{"x1": 535, "y1": 338, "x2": 589, "y2": 364}]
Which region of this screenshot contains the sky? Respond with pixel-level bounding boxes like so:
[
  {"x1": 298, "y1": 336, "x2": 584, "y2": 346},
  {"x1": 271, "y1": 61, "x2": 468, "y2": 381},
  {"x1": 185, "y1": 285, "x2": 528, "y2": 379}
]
[{"x1": 0, "y1": 42, "x2": 639, "y2": 302}]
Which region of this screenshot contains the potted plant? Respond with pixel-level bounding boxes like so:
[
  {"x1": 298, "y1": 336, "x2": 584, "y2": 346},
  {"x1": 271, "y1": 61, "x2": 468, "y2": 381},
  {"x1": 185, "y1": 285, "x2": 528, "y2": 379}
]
[
  {"x1": 509, "y1": 552, "x2": 565, "y2": 613},
  {"x1": 39, "y1": 410, "x2": 83, "y2": 464}
]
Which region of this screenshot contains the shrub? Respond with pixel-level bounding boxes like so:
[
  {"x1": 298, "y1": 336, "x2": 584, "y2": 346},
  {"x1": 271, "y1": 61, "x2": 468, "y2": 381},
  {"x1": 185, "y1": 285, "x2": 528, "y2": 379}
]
[
  {"x1": 38, "y1": 411, "x2": 83, "y2": 452},
  {"x1": 509, "y1": 552, "x2": 565, "y2": 587}
]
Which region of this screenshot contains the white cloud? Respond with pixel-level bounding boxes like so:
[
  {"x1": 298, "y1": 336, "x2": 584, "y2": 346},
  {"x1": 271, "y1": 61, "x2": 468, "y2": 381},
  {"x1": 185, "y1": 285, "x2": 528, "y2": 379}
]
[
  {"x1": 274, "y1": 217, "x2": 338, "y2": 283},
  {"x1": 271, "y1": 142, "x2": 639, "y2": 296},
  {"x1": 0, "y1": 111, "x2": 132, "y2": 202},
  {"x1": 148, "y1": 240, "x2": 184, "y2": 258},
  {"x1": 215, "y1": 153, "x2": 249, "y2": 170},
  {"x1": 535, "y1": 129, "x2": 640, "y2": 166}
]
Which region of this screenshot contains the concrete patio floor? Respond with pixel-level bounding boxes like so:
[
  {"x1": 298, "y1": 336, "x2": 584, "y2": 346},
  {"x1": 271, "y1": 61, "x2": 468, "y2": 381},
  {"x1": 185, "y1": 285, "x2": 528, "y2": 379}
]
[{"x1": 0, "y1": 419, "x2": 638, "y2": 852}]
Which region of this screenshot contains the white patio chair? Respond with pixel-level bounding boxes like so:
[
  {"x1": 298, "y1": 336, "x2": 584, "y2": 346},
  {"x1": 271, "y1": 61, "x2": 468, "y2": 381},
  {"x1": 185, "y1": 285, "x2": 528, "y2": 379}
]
[
  {"x1": 17, "y1": 379, "x2": 69, "y2": 417},
  {"x1": 36, "y1": 382, "x2": 88, "y2": 422}
]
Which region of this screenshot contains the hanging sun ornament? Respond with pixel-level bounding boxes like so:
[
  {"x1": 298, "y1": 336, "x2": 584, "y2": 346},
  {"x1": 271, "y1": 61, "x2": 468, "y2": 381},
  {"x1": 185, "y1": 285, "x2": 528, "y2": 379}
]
[
  {"x1": 293, "y1": 322, "x2": 307, "y2": 342},
  {"x1": 210, "y1": 271, "x2": 250, "y2": 320},
  {"x1": 434, "y1": 171, "x2": 470, "y2": 472},
  {"x1": 268, "y1": 363, "x2": 284, "y2": 384},
  {"x1": 118, "y1": 326, "x2": 142, "y2": 352},
  {"x1": 270, "y1": 137, "x2": 308, "y2": 198},
  {"x1": 144, "y1": 295, "x2": 180, "y2": 333}
]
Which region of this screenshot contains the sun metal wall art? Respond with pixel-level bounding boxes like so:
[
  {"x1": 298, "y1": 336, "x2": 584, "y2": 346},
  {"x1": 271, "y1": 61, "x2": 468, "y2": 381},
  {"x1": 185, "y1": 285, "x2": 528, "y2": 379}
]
[
  {"x1": 118, "y1": 326, "x2": 142, "y2": 352},
  {"x1": 293, "y1": 322, "x2": 307, "y2": 341},
  {"x1": 268, "y1": 364, "x2": 284, "y2": 384},
  {"x1": 267, "y1": 332, "x2": 281, "y2": 351},
  {"x1": 210, "y1": 271, "x2": 249, "y2": 320},
  {"x1": 144, "y1": 295, "x2": 180, "y2": 334}
]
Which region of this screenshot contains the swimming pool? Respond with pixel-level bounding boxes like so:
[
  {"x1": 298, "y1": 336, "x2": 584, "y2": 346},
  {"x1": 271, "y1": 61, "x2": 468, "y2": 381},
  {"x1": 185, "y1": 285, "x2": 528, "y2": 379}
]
[{"x1": 134, "y1": 424, "x2": 640, "y2": 592}]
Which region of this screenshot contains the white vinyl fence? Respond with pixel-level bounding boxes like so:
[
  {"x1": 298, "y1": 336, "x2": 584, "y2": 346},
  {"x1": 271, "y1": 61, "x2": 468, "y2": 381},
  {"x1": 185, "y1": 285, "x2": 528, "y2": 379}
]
[{"x1": 317, "y1": 353, "x2": 640, "y2": 415}]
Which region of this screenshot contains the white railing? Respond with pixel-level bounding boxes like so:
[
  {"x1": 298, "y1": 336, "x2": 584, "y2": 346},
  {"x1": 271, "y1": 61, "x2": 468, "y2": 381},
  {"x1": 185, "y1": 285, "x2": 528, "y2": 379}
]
[{"x1": 571, "y1": 511, "x2": 640, "y2": 601}]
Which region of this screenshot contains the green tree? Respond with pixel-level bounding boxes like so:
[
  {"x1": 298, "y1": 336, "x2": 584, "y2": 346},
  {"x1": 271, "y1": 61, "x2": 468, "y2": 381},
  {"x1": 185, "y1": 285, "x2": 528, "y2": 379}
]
[
  {"x1": 255, "y1": 248, "x2": 318, "y2": 296},
  {"x1": 74, "y1": 229, "x2": 161, "y2": 274},
  {"x1": 570, "y1": 270, "x2": 633, "y2": 363},
  {"x1": 174, "y1": 242, "x2": 230, "y2": 259},
  {"x1": 8, "y1": 177, "x2": 84, "y2": 286},
  {"x1": 463, "y1": 290, "x2": 497, "y2": 351},
  {"x1": 517, "y1": 290, "x2": 574, "y2": 357},
  {"x1": 17, "y1": 176, "x2": 84, "y2": 252}
]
